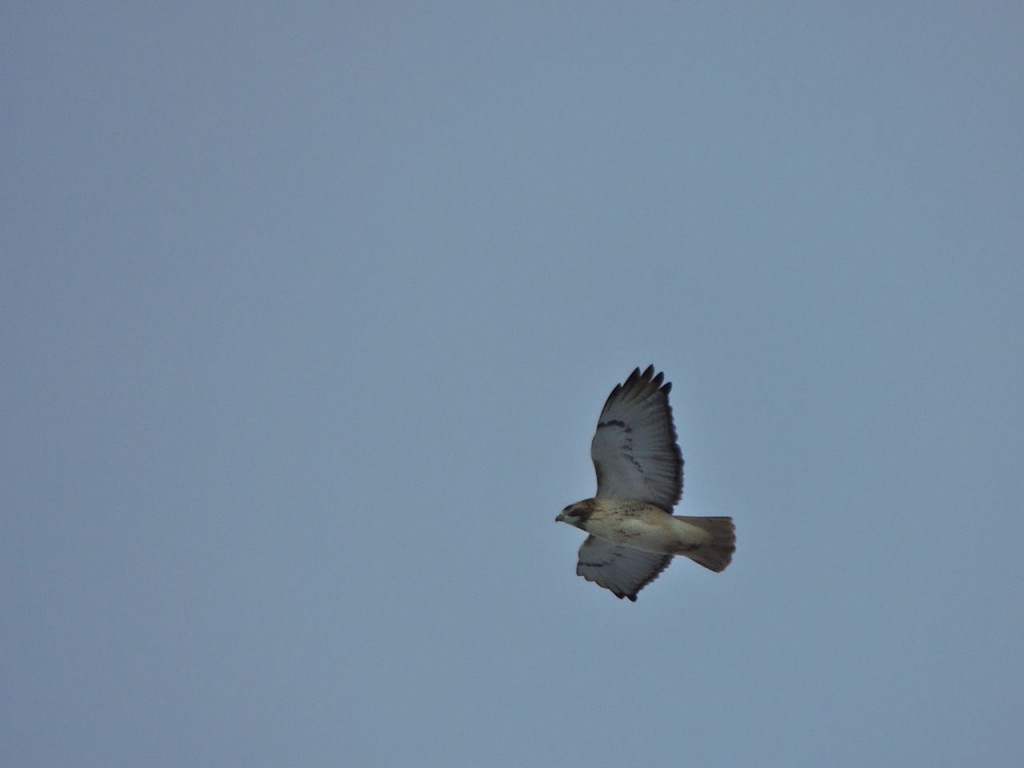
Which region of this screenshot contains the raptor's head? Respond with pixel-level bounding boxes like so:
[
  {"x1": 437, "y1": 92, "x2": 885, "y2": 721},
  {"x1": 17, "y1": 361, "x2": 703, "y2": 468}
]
[{"x1": 555, "y1": 499, "x2": 595, "y2": 529}]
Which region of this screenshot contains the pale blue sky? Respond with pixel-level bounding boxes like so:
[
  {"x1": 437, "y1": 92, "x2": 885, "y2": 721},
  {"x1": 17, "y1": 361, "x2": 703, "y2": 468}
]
[{"x1": 3, "y1": 3, "x2": 1022, "y2": 766}]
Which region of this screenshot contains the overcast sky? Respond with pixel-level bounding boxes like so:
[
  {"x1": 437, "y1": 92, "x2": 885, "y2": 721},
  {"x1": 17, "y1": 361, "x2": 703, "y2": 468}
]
[{"x1": 3, "y1": 3, "x2": 1022, "y2": 766}]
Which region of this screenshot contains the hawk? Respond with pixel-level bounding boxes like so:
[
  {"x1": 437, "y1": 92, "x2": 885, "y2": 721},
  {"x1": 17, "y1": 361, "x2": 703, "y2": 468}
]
[{"x1": 556, "y1": 366, "x2": 735, "y2": 601}]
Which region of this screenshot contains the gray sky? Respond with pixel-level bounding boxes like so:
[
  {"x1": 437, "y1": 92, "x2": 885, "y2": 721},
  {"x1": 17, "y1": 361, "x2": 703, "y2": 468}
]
[{"x1": 4, "y1": 3, "x2": 1022, "y2": 766}]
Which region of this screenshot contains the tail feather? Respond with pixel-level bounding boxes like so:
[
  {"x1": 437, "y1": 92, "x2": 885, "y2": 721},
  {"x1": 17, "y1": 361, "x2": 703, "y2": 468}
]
[{"x1": 677, "y1": 516, "x2": 735, "y2": 572}]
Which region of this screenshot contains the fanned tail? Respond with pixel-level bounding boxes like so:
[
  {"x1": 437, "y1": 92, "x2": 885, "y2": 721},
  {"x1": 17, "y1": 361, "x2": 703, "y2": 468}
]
[{"x1": 677, "y1": 516, "x2": 735, "y2": 572}]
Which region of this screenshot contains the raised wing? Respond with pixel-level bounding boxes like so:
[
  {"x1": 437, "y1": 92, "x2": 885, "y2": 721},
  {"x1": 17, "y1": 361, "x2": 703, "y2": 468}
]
[
  {"x1": 591, "y1": 366, "x2": 683, "y2": 509},
  {"x1": 576, "y1": 536, "x2": 673, "y2": 601}
]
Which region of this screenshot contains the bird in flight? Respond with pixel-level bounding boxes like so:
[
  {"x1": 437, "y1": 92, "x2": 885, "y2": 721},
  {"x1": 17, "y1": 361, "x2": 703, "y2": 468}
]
[{"x1": 556, "y1": 366, "x2": 735, "y2": 601}]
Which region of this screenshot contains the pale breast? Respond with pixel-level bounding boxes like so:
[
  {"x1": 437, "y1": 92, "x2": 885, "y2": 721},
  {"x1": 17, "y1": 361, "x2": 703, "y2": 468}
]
[{"x1": 583, "y1": 500, "x2": 680, "y2": 554}]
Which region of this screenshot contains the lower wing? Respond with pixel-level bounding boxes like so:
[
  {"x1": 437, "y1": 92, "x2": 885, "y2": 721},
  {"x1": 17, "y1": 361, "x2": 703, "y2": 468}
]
[{"x1": 576, "y1": 536, "x2": 673, "y2": 601}]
